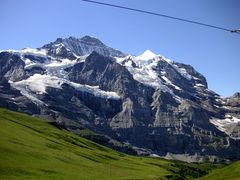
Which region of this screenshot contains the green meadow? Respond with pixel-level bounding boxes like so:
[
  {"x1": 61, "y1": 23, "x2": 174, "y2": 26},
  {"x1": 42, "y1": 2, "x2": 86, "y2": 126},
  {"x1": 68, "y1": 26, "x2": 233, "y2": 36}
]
[
  {"x1": 0, "y1": 108, "x2": 238, "y2": 179},
  {"x1": 200, "y1": 160, "x2": 240, "y2": 180}
]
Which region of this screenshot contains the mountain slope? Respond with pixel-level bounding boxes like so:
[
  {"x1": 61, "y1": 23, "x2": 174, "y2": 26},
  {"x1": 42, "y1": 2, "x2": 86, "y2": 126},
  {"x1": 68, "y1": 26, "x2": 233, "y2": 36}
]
[
  {"x1": 0, "y1": 108, "x2": 216, "y2": 179},
  {"x1": 42, "y1": 35, "x2": 126, "y2": 58},
  {"x1": 201, "y1": 161, "x2": 240, "y2": 180},
  {"x1": 0, "y1": 35, "x2": 239, "y2": 161}
]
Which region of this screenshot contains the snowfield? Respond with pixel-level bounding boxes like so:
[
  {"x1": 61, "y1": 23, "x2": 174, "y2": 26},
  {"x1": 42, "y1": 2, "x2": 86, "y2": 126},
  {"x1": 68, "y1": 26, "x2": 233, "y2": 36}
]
[
  {"x1": 11, "y1": 73, "x2": 120, "y2": 100},
  {"x1": 6, "y1": 48, "x2": 121, "y2": 104},
  {"x1": 3, "y1": 47, "x2": 225, "y2": 110},
  {"x1": 210, "y1": 115, "x2": 240, "y2": 139}
]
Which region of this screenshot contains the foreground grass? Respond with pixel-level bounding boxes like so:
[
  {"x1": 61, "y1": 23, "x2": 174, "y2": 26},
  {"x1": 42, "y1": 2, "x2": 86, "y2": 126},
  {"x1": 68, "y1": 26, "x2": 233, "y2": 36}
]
[
  {"x1": 0, "y1": 108, "x2": 219, "y2": 179},
  {"x1": 200, "y1": 161, "x2": 240, "y2": 180}
]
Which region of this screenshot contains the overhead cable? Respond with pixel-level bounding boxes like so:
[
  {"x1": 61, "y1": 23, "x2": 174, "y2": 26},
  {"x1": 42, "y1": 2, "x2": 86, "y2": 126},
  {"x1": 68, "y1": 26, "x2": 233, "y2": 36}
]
[{"x1": 82, "y1": 0, "x2": 240, "y2": 34}]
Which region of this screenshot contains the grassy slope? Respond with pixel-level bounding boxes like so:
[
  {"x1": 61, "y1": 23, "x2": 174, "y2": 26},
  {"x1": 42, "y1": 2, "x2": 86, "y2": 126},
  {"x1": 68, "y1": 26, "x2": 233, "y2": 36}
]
[
  {"x1": 0, "y1": 108, "x2": 218, "y2": 179},
  {"x1": 200, "y1": 161, "x2": 240, "y2": 180}
]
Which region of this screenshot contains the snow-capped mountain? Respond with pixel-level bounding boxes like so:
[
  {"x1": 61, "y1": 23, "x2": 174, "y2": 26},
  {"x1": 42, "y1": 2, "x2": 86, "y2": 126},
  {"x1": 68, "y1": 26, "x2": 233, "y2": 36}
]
[
  {"x1": 42, "y1": 35, "x2": 126, "y2": 58},
  {"x1": 0, "y1": 36, "x2": 239, "y2": 162}
]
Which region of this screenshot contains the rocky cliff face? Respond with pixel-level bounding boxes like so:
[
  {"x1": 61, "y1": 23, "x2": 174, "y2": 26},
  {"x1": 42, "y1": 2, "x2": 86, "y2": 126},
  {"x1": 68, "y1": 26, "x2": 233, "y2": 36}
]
[
  {"x1": 42, "y1": 36, "x2": 126, "y2": 58},
  {"x1": 0, "y1": 36, "x2": 239, "y2": 162}
]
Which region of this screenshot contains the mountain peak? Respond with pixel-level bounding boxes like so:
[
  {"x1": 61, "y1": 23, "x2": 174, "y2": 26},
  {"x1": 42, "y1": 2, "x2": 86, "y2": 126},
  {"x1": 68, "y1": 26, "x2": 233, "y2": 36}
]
[
  {"x1": 1, "y1": 35, "x2": 240, "y2": 162},
  {"x1": 42, "y1": 35, "x2": 126, "y2": 57},
  {"x1": 137, "y1": 50, "x2": 156, "y2": 60},
  {"x1": 79, "y1": 35, "x2": 105, "y2": 46},
  {"x1": 51, "y1": 36, "x2": 104, "y2": 46},
  {"x1": 80, "y1": 35, "x2": 100, "y2": 41}
]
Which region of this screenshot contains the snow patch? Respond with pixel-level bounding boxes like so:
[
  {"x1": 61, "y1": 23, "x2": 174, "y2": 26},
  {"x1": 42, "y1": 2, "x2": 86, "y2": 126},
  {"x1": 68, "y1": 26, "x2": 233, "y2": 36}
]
[
  {"x1": 69, "y1": 82, "x2": 120, "y2": 100},
  {"x1": 12, "y1": 74, "x2": 63, "y2": 93},
  {"x1": 24, "y1": 63, "x2": 45, "y2": 70},
  {"x1": 126, "y1": 57, "x2": 161, "y2": 89},
  {"x1": 21, "y1": 48, "x2": 47, "y2": 57},
  {"x1": 195, "y1": 83, "x2": 205, "y2": 87},
  {"x1": 210, "y1": 115, "x2": 240, "y2": 139},
  {"x1": 124, "y1": 60, "x2": 133, "y2": 67},
  {"x1": 11, "y1": 74, "x2": 120, "y2": 100},
  {"x1": 162, "y1": 76, "x2": 181, "y2": 90},
  {"x1": 137, "y1": 50, "x2": 156, "y2": 60},
  {"x1": 150, "y1": 154, "x2": 160, "y2": 158},
  {"x1": 172, "y1": 64, "x2": 192, "y2": 80},
  {"x1": 116, "y1": 53, "x2": 183, "y2": 102}
]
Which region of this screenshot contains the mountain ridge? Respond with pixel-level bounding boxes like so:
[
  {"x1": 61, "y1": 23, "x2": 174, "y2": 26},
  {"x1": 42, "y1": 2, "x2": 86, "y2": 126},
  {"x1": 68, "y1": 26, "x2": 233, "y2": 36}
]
[{"x1": 0, "y1": 35, "x2": 239, "y2": 162}]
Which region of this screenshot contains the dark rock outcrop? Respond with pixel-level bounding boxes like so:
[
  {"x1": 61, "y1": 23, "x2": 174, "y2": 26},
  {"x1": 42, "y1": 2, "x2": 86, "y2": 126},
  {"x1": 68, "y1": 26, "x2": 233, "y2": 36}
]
[{"x1": 0, "y1": 36, "x2": 239, "y2": 162}]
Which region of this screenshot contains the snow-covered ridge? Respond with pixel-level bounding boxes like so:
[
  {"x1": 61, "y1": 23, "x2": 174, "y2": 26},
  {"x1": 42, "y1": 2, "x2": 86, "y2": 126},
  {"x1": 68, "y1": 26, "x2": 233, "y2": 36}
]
[
  {"x1": 12, "y1": 74, "x2": 63, "y2": 94},
  {"x1": 137, "y1": 50, "x2": 156, "y2": 60},
  {"x1": 21, "y1": 48, "x2": 48, "y2": 57},
  {"x1": 116, "y1": 50, "x2": 207, "y2": 95},
  {"x1": 43, "y1": 36, "x2": 126, "y2": 58},
  {"x1": 11, "y1": 74, "x2": 120, "y2": 100},
  {"x1": 1, "y1": 48, "x2": 48, "y2": 57},
  {"x1": 116, "y1": 50, "x2": 193, "y2": 91},
  {"x1": 1, "y1": 47, "x2": 121, "y2": 102},
  {"x1": 210, "y1": 115, "x2": 240, "y2": 139},
  {"x1": 116, "y1": 51, "x2": 168, "y2": 89},
  {"x1": 5, "y1": 48, "x2": 79, "y2": 78},
  {"x1": 2, "y1": 44, "x2": 205, "y2": 105},
  {"x1": 116, "y1": 51, "x2": 186, "y2": 102}
]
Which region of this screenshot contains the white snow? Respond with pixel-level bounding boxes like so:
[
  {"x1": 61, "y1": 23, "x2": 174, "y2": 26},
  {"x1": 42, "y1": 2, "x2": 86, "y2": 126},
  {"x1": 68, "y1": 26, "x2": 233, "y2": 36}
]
[
  {"x1": 54, "y1": 43, "x2": 73, "y2": 55},
  {"x1": 150, "y1": 154, "x2": 160, "y2": 158},
  {"x1": 44, "y1": 58, "x2": 78, "y2": 79},
  {"x1": 24, "y1": 58, "x2": 32, "y2": 65},
  {"x1": 1, "y1": 48, "x2": 50, "y2": 68},
  {"x1": 56, "y1": 44, "x2": 63, "y2": 54},
  {"x1": 126, "y1": 57, "x2": 162, "y2": 89},
  {"x1": 137, "y1": 50, "x2": 156, "y2": 60},
  {"x1": 116, "y1": 50, "x2": 192, "y2": 91},
  {"x1": 5, "y1": 47, "x2": 197, "y2": 105},
  {"x1": 69, "y1": 82, "x2": 120, "y2": 100},
  {"x1": 213, "y1": 104, "x2": 220, "y2": 108},
  {"x1": 45, "y1": 58, "x2": 76, "y2": 68},
  {"x1": 222, "y1": 106, "x2": 232, "y2": 110},
  {"x1": 20, "y1": 48, "x2": 78, "y2": 78},
  {"x1": 172, "y1": 65, "x2": 192, "y2": 80},
  {"x1": 11, "y1": 74, "x2": 120, "y2": 100},
  {"x1": 129, "y1": 67, "x2": 161, "y2": 88},
  {"x1": 115, "y1": 51, "x2": 183, "y2": 102},
  {"x1": 126, "y1": 65, "x2": 182, "y2": 102},
  {"x1": 163, "y1": 57, "x2": 173, "y2": 64},
  {"x1": 0, "y1": 48, "x2": 47, "y2": 59},
  {"x1": 5, "y1": 46, "x2": 120, "y2": 102},
  {"x1": 12, "y1": 74, "x2": 63, "y2": 93},
  {"x1": 210, "y1": 115, "x2": 240, "y2": 139},
  {"x1": 124, "y1": 60, "x2": 133, "y2": 67},
  {"x1": 195, "y1": 83, "x2": 205, "y2": 87},
  {"x1": 162, "y1": 76, "x2": 181, "y2": 90},
  {"x1": 215, "y1": 98, "x2": 225, "y2": 103},
  {"x1": 24, "y1": 63, "x2": 45, "y2": 70},
  {"x1": 126, "y1": 51, "x2": 162, "y2": 89},
  {"x1": 194, "y1": 83, "x2": 206, "y2": 90},
  {"x1": 21, "y1": 48, "x2": 47, "y2": 57},
  {"x1": 115, "y1": 57, "x2": 126, "y2": 64}
]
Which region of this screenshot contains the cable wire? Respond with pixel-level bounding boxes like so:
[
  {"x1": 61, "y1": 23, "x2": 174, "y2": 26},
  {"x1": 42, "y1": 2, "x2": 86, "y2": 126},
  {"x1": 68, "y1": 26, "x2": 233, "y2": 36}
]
[{"x1": 82, "y1": 0, "x2": 240, "y2": 34}]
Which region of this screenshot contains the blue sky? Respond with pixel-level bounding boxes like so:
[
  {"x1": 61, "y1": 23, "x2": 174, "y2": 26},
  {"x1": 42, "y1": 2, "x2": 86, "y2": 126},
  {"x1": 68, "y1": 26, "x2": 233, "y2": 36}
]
[{"x1": 0, "y1": 0, "x2": 239, "y2": 97}]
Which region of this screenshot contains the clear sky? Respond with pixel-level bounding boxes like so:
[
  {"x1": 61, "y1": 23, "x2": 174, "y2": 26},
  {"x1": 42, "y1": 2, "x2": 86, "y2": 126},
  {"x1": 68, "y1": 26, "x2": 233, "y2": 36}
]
[{"x1": 1, "y1": 0, "x2": 239, "y2": 97}]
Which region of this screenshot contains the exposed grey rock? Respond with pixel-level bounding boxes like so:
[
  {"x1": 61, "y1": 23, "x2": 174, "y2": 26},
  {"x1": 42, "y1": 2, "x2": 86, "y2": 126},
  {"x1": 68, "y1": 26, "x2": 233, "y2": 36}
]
[
  {"x1": 225, "y1": 92, "x2": 240, "y2": 107},
  {"x1": 0, "y1": 36, "x2": 239, "y2": 162},
  {"x1": 0, "y1": 52, "x2": 26, "y2": 82},
  {"x1": 42, "y1": 36, "x2": 126, "y2": 58}
]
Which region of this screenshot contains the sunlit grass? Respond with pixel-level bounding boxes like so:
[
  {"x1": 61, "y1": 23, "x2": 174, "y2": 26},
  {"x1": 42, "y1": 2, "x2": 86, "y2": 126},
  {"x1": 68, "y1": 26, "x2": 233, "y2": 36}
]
[
  {"x1": 200, "y1": 160, "x2": 240, "y2": 180},
  {"x1": 0, "y1": 108, "x2": 220, "y2": 179}
]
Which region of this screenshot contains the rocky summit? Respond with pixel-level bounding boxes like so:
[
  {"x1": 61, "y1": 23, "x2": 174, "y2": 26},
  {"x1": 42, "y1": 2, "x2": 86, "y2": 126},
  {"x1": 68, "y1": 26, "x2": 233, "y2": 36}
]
[{"x1": 0, "y1": 35, "x2": 239, "y2": 162}]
